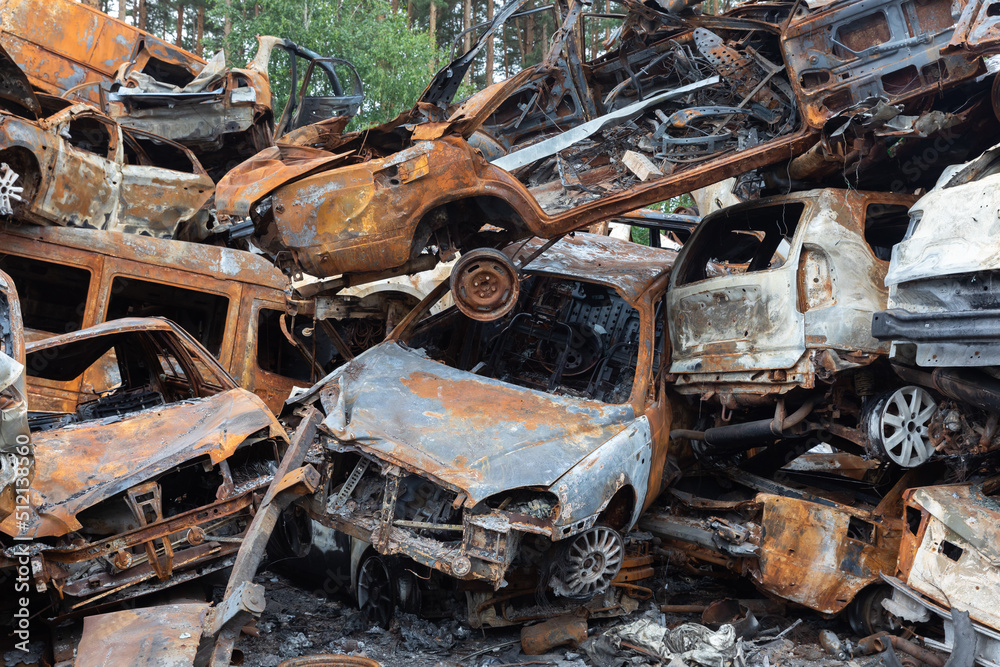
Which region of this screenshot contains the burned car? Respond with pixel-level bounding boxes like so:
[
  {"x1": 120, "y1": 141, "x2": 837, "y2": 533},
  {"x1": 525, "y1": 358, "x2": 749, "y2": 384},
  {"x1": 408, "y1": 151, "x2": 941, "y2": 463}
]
[
  {"x1": 640, "y1": 459, "x2": 909, "y2": 636},
  {"x1": 883, "y1": 482, "x2": 1000, "y2": 661},
  {"x1": 873, "y1": 142, "x2": 1000, "y2": 468},
  {"x1": 664, "y1": 188, "x2": 937, "y2": 467},
  {"x1": 0, "y1": 0, "x2": 203, "y2": 106},
  {"x1": 0, "y1": 317, "x2": 290, "y2": 617},
  {"x1": 293, "y1": 233, "x2": 681, "y2": 626},
  {"x1": 0, "y1": 57, "x2": 215, "y2": 239},
  {"x1": 217, "y1": 0, "x2": 1000, "y2": 305},
  {"x1": 107, "y1": 36, "x2": 364, "y2": 180}
]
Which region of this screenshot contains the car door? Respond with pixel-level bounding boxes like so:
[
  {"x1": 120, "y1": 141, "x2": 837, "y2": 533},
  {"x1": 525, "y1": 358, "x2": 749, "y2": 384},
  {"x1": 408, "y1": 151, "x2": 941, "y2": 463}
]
[
  {"x1": 35, "y1": 108, "x2": 120, "y2": 229},
  {"x1": 118, "y1": 128, "x2": 214, "y2": 239}
]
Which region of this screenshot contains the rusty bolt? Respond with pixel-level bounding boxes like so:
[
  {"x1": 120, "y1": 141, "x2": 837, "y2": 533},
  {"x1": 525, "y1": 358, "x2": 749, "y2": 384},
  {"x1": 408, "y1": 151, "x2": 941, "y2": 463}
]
[
  {"x1": 275, "y1": 204, "x2": 285, "y2": 213},
  {"x1": 187, "y1": 526, "x2": 206, "y2": 545},
  {"x1": 452, "y1": 555, "x2": 472, "y2": 576},
  {"x1": 113, "y1": 550, "x2": 133, "y2": 569}
]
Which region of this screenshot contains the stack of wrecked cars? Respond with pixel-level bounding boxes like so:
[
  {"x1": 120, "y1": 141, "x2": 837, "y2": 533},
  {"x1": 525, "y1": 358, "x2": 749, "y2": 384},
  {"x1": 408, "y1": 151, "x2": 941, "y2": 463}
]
[{"x1": 5, "y1": 0, "x2": 1000, "y2": 662}]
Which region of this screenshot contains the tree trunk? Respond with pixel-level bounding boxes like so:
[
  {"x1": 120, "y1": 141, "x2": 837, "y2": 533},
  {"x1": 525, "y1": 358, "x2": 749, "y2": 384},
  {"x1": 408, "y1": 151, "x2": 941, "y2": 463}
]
[
  {"x1": 137, "y1": 0, "x2": 147, "y2": 30},
  {"x1": 81, "y1": 0, "x2": 100, "y2": 8},
  {"x1": 485, "y1": 0, "x2": 494, "y2": 85},
  {"x1": 406, "y1": 0, "x2": 413, "y2": 27},
  {"x1": 223, "y1": 0, "x2": 232, "y2": 38},
  {"x1": 517, "y1": 16, "x2": 526, "y2": 68},
  {"x1": 195, "y1": 4, "x2": 204, "y2": 55},
  {"x1": 463, "y1": 0, "x2": 472, "y2": 52},
  {"x1": 391, "y1": 0, "x2": 399, "y2": 14},
  {"x1": 429, "y1": 0, "x2": 436, "y2": 47},
  {"x1": 176, "y1": 3, "x2": 184, "y2": 46},
  {"x1": 526, "y1": 11, "x2": 534, "y2": 64},
  {"x1": 118, "y1": 0, "x2": 126, "y2": 20},
  {"x1": 503, "y1": 23, "x2": 510, "y2": 77}
]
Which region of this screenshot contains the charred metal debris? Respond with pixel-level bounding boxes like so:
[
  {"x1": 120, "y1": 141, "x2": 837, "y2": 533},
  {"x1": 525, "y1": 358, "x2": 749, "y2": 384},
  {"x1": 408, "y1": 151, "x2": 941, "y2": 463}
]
[{"x1": 3, "y1": 0, "x2": 1000, "y2": 664}]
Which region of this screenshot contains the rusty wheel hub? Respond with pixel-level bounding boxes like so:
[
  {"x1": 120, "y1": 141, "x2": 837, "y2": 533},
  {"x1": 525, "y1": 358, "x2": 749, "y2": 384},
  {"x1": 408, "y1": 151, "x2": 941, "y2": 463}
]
[{"x1": 450, "y1": 248, "x2": 520, "y2": 321}]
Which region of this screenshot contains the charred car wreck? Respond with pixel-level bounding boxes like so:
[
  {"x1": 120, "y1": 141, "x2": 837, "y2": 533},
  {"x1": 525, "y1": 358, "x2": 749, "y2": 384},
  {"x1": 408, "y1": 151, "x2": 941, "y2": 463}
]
[
  {"x1": 0, "y1": 316, "x2": 292, "y2": 618},
  {"x1": 291, "y1": 234, "x2": 682, "y2": 626}
]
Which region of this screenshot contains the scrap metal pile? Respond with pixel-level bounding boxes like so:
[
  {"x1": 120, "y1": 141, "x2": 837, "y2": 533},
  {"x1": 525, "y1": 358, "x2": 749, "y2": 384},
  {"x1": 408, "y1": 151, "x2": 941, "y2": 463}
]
[{"x1": 3, "y1": 0, "x2": 1000, "y2": 665}]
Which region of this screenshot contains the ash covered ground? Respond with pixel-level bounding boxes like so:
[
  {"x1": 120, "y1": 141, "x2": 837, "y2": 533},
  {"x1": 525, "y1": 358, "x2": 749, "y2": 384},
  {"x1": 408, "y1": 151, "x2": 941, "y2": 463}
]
[{"x1": 235, "y1": 567, "x2": 877, "y2": 667}]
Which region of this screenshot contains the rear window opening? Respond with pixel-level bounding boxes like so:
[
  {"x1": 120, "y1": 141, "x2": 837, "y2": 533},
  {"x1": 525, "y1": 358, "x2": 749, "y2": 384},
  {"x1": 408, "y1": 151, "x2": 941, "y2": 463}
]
[
  {"x1": 123, "y1": 130, "x2": 199, "y2": 174},
  {"x1": 106, "y1": 277, "x2": 229, "y2": 356},
  {"x1": 676, "y1": 202, "x2": 805, "y2": 285},
  {"x1": 256, "y1": 308, "x2": 343, "y2": 382},
  {"x1": 139, "y1": 54, "x2": 197, "y2": 88}
]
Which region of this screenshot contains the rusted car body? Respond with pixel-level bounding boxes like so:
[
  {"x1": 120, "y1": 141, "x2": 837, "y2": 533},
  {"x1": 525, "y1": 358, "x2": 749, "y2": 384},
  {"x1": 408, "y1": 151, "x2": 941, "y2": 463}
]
[
  {"x1": 0, "y1": 0, "x2": 203, "y2": 105},
  {"x1": 292, "y1": 234, "x2": 681, "y2": 626},
  {"x1": 0, "y1": 316, "x2": 292, "y2": 618},
  {"x1": 667, "y1": 188, "x2": 915, "y2": 404},
  {"x1": 0, "y1": 0, "x2": 362, "y2": 180},
  {"x1": 217, "y1": 0, "x2": 998, "y2": 285},
  {"x1": 883, "y1": 483, "x2": 1000, "y2": 662},
  {"x1": 107, "y1": 36, "x2": 364, "y2": 180},
  {"x1": 0, "y1": 224, "x2": 455, "y2": 414},
  {"x1": 0, "y1": 81, "x2": 215, "y2": 239},
  {"x1": 663, "y1": 188, "x2": 955, "y2": 468},
  {"x1": 640, "y1": 461, "x2": 909, "y2": 635}
]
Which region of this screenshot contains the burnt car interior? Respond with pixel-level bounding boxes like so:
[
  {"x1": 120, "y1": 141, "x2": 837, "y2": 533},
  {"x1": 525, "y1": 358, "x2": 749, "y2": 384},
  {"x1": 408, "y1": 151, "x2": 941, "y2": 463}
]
[
  {"x1": 25, "y1": 327, "x2": 227, "y2": 430},
  {"x1": 408, "y1": 274, "x2": 650, "y2": 403}
]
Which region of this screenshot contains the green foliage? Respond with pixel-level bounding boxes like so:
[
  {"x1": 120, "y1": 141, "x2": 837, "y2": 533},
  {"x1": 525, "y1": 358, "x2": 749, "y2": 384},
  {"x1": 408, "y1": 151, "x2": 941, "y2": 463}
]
[{"x1": 213, "y1": 0, "x2": 448, "y2": 128}]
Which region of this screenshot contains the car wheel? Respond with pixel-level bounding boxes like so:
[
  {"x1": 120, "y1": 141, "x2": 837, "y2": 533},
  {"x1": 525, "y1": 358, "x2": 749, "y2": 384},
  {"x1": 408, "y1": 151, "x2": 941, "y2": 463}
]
[
  {"x1": 357, "y1": 553, "x2": 397, "y2": 628},
  {"x1": 450, "y1": 248, "x2": 520, "y2": 321},
  {"x1": 865, "y1": 386, "x2": 937, "y2": 467}
]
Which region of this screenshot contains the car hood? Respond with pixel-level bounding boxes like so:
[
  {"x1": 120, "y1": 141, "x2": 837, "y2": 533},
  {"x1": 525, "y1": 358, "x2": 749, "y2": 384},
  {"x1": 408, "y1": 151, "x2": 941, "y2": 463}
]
[
  {"x1": 1, "y1": 388, "x2": 281, "y2": 539},
  {"x1": 319, "y1": 342, "x2": 634, "y2": 504}
]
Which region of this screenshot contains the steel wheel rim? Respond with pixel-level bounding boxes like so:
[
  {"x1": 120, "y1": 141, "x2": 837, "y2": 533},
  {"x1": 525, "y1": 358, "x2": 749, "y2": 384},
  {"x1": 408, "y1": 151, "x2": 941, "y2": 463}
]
[
  {"x1": 878, "y1": 386, "x2": 936, "y2": 467},
  {"x1": 451, "y1": 249, "x2": 520, "y2": 321}
]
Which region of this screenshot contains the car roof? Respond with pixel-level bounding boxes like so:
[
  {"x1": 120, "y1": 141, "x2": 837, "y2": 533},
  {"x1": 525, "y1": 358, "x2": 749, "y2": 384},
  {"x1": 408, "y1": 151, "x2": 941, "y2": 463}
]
[
  {"x1": 505, "y1": 232, "x2": 677, "y2": 305},
  {"x1": 4, "y1": 225, "x2": 289, "y2": 290}
]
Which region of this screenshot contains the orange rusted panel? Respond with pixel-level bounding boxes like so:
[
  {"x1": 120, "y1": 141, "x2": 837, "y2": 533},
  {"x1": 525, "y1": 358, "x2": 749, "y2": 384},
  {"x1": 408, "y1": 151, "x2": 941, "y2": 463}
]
[
  {"x1": 76, "y1": 603, "x2": 210, "y2": 667},
  {"x1": 0, "y1": 0, "x2": 203, "y2": 103},
  {"x1": 753, "y1": 493, "x2": 900, "y2": 615}
]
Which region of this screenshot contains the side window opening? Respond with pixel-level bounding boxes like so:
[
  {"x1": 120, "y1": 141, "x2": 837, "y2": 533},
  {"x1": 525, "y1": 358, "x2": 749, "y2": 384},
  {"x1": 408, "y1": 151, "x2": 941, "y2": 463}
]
[
  {"x1": 0, "y1": 254, "x2": 90, "y2": 335},
  {"x1": 106, "y1": 277, "x2": 229, "y2": 356},
  {"x1": 864, "y1": 202, "x2": 911, "y2": 261},
  {"x1": 65, "y1": 116, "x2": 113, "y2": 157},
  {"x1": 256, "y1": 308, "x2": 341, "y2": 382},
  {"x1": 123, "y1": 130, "x2": 198, "y2": 174},
  {"x1": 677, "y1": 203, "x2": 805, "y2": 285}
]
